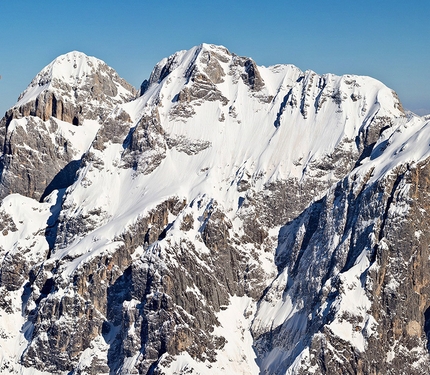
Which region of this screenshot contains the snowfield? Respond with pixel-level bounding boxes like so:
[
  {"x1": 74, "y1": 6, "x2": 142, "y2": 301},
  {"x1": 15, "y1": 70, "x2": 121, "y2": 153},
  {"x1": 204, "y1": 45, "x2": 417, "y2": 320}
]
[{"x1": 0, "y1": 44, "x2": 429, "y2": 374}]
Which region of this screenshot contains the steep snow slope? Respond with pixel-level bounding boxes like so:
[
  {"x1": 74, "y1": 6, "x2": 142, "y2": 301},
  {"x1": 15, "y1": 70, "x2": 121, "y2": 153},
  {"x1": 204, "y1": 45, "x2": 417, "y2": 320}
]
[
  {"x1": 55, "y1": 43, "x2": 404, "y2": 250},
  {"x1": 253, "y1": 112, "x2": 430, "y2": 374},
  {"x1": 0, "y1": 44, "x2": 429, "y2": 374}
]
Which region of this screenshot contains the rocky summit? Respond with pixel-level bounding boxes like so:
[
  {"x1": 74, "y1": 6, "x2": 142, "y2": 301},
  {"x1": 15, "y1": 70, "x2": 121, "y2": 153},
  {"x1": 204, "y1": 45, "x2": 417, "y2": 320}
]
[{"x1": 0, "y1": 43, "x2": 429, "y2": 374}]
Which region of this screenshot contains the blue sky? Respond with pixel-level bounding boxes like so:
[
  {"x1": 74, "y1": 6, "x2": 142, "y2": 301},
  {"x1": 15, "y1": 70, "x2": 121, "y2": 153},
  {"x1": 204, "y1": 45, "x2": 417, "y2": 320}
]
[{"x1": 1, "y1": 1, "x2": 429, "y2": 115}]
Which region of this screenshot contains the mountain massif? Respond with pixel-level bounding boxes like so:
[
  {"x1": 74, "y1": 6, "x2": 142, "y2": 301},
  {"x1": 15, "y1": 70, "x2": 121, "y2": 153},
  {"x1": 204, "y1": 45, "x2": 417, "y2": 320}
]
[{"x1": 0, "y1": 44, "x2": 429, "y2": 374}]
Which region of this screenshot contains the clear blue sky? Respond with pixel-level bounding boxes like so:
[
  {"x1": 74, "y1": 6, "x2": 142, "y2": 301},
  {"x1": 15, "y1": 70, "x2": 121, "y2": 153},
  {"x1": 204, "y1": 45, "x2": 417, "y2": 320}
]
[{"x1": 1, "y1": 1, "x2": 429, "y2": 115}]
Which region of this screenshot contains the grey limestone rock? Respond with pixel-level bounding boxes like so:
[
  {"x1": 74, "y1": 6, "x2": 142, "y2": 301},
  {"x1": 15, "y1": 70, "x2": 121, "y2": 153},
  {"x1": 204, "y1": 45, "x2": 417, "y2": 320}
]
[
  {"x1": 0, "y1": 45, "x2": 425, "y2": 375},
  {"x1": 253, "y1": 160, "x2": 430, "y2": 374},
  {"x1": 0, "y1": 53, "x2": 136, "y2": 201},
  {"x1": 0, "y1": 116, "x2": 77, "y2": 201}
]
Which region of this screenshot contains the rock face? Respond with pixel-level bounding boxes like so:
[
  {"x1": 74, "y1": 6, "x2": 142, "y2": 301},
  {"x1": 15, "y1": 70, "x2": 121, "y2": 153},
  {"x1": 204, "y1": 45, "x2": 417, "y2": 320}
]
[
  {"x1": 253, "y1": 161, "x2": 430, "y2": 375},
  {"x1": 12, "y1": 51, "x2": 136, "y2": 124},
  {"x1": 0, "y1": 51, "x2": 136, "y2": 201},
  {"x1": 0, "y1": 43, "x2": 429, "y2": 375}
]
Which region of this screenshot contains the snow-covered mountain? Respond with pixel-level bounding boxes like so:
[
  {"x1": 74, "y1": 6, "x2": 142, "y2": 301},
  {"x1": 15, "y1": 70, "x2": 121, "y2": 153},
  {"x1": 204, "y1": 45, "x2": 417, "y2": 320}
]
[{"x1": 0, "y1": 43, "x2": 429, "y2": 374}]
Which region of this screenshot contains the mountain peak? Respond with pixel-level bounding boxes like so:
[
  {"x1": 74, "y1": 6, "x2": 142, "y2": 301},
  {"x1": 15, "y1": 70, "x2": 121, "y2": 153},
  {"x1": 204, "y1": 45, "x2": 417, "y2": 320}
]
[
  {"x1": 139, "y1": 43, "x2": 251, "y2": 95},
  {"x1": 11, "y1": 51, "x2": 136, "y2": 124},
  {"x1": 16, "y1": 51, "x2": 103, "y2": 102},
  {"x1": 2, "y1": 45, "x2": 429, "y2": 375}
]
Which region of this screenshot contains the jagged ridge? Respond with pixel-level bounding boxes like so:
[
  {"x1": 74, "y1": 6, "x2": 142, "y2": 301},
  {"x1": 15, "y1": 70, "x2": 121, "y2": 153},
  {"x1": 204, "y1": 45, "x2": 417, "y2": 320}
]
[{"x1": 0, "y1": 44, "x2": 429, "y2": 375}]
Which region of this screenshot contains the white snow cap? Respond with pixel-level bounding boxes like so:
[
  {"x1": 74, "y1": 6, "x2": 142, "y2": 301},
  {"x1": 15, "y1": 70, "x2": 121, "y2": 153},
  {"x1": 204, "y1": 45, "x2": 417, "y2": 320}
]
[{"x1": 14, "y1": 51, "x2": 132, "y2": 108}]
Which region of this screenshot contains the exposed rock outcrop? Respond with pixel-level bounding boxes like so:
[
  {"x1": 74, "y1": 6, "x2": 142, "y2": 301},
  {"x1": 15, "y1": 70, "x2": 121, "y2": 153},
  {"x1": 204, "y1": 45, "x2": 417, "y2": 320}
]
[
  {"x1": 0, "y1": 52, "x2": 136, "y2": 201},
  {"x1": 0, "y1": 44, "x2": 426, "y2": 375}
]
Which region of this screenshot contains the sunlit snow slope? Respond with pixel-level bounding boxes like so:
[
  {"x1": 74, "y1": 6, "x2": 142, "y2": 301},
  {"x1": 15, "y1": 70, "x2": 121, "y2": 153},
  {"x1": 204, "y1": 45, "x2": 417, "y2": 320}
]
[{"x1": 0, "y1": 44, "x2": 429, "y2": 375}]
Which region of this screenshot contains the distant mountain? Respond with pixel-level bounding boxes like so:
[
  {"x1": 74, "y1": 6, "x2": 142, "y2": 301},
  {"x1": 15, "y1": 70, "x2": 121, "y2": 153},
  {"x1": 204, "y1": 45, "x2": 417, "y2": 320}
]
[{"x1": 0, "y1": 44, "x2": 429, "y2": 374}]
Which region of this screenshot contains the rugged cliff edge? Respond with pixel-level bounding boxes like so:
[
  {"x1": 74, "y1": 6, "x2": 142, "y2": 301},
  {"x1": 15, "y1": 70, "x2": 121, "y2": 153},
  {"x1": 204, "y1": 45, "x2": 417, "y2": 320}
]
[{"x1": 0, "y1": 44, "x2": 429, "y2": 374}]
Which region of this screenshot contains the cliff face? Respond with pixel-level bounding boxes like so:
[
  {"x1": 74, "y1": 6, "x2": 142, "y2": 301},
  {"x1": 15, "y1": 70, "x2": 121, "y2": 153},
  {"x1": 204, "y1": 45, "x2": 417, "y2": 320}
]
[
  {"x1": 254, "y1": 160, "x2": 430, "y2": 375},
  {"x1": 0, "y1": 51, "x2": 136, "y2": 201},
  {"x1": 0, "y1": 44, "x2": 429, "y2": 375},
  {"x1": 13, "y1": 51, "x2": 136, "y2": 124}
]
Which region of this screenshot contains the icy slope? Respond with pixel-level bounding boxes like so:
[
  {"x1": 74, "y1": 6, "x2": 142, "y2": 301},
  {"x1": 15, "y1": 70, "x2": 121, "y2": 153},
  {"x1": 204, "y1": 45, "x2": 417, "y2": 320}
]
[{"x1": 1, "y1": 44, "x2": 429, "y2": 374}]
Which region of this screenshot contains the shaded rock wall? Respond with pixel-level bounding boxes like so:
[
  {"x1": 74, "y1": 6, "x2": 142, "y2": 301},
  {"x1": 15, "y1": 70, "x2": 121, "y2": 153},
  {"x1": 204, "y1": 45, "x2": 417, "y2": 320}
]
[{"x1": 254, "y1": 160, "x2": 430, "y2": 374}]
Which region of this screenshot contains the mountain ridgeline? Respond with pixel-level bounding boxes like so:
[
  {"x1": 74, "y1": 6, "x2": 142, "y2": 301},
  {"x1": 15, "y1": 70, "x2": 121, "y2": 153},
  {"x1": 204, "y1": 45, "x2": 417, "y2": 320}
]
[{"x1": 0, "y1": 44, "x2": 429, "y2": 374}]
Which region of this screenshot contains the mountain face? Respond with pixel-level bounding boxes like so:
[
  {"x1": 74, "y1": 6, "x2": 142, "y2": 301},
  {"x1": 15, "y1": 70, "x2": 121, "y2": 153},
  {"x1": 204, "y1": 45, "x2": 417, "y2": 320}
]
[
  {"x1": 0, "y1": 51, "x2": 136, "y2": 201},
  {"x1": 0, "y1": 43, "x2": 429, "y2": 374}
]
